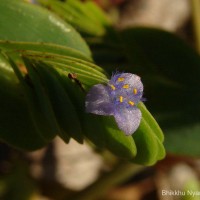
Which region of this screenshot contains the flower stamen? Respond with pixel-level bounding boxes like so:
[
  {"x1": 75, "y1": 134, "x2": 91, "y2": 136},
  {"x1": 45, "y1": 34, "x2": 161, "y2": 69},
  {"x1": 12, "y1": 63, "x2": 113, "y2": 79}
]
[
  {"x1": 110, "y1": 84, "x2": 116, "y2": 90},
  {"x1": 119, "y1": 96, "x2": 123, "y2": 103},
  {"x1": 129, "y1": 101, "x2": 135, "y2": 106},
  {"x1": 123, "y1": 84, "x2": 129, "y2": 89},
  {"x1": 118, "y1": 77, "x2": 124, "y2": 82},
  {"x1": 133, "y1": 88, "x2": 138, "y2": 94}
]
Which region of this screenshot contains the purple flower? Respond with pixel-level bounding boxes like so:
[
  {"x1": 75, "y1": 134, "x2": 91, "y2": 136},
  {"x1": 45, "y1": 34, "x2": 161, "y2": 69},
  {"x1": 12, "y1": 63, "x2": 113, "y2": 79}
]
[{"x1": 85, "y1": 73, "x2": 143, "y2": 135}]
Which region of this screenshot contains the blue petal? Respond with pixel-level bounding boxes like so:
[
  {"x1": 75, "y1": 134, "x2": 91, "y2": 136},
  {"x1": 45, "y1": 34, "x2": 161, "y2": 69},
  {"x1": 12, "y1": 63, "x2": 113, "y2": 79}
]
[
  {"x1": 85, "y1": 84, "x2": 114, "y2": 115},
  {"x1": 114, "y1": 107, "x2": 142, "y2": 135},
  {"x1": 109, "y1": 73, "x2": 143, "y2": 100}
]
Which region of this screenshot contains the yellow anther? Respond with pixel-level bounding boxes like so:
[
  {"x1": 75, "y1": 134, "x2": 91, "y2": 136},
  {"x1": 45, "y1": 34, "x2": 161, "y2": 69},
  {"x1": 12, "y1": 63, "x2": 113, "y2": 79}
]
[
  {"x1": 133, "y1": 88, "x2": 138, "y2": 95},
  {"x1": 117, "y1": 77, "x2": 124, "y2": 82},
  {"x1": 129, "y1": 101, "x2": 135, "y2": 106},
  {"x1": 110, "y1": 84, "x2": 116, "y2": 90},
  {"x1": 119, "y1": 96, "x2": 123, "y2": 103},
  {"x1": 123, "y1": 84, "x2": 129, "y2": 89}
]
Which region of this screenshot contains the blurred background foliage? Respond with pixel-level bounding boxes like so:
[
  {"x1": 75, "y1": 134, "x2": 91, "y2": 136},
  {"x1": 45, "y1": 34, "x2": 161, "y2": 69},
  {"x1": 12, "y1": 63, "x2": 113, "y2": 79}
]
[{"x1": 0, "y1": 0, "x2": 200, "y2": 200}]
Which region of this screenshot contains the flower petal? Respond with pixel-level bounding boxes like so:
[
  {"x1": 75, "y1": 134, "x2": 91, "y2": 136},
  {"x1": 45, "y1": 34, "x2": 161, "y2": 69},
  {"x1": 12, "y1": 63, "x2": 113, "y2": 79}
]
[
  {"x1": 85, "y1": 84, "x2": 114, "y2": 115},
  {"x1": 109, "y1": 73, "x2": 143, "y2": 100},
  {"x1": 114, "y1": 107, "x2": 142, "y2": 135}
]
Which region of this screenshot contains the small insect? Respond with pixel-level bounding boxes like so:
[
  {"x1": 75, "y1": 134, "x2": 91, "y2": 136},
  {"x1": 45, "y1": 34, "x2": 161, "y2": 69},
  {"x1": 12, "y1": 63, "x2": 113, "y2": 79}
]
[
  {"x1": 68, "y1": 73, "x2": 85, "y2": 93},
  {"x1": 85, "y1": 72, "x2": 144, "y2": 135}
]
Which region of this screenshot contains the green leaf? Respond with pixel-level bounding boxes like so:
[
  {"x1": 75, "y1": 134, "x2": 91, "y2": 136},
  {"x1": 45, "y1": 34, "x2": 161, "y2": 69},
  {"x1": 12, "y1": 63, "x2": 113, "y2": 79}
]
[
  {"x1": 0, "y1": 40, "x2": 107, "y2": 85},
  {"x1": 39, "y1": 0, "x2": 111, "y2": 36},
  {"x1": 0, "y1": 40, "x2": 92, "y2": 62},
  {"x1": 0, "y1": 45, "x2": 107, "y2": 150},
  {"x1": 133, "y1": 120, "x2": 165, "y2": 165},
  {"x1": 0, "y1": 0, "x2": 95, "y2": 150},
  {"x1": 83, "y1": 114, "x2": 137, "y2": 159},
  {"x1": 120, "y1": 27, "x2": 200, "y2": 156},
  {"x1": 0, "y1": 55, "x2": 49, "y2": 150},
  {"x1": 132, "y1": 104, "x2": 165, "y2": 165},
  {"x1": 34, "y1": 62, "x2": 83, "y2": 143},
  {"x1": 22, "y1": 57, "x2": 60, "y2": 140},
  {"x1": 0, "y1": 86, "x2": 46, "y2": 150},
  {"x1": 138, "y1": 103, "x2": 164, "y2": 142},
  {"x1": 0, "y1": 0, "x2": 91, "y2": 58}
]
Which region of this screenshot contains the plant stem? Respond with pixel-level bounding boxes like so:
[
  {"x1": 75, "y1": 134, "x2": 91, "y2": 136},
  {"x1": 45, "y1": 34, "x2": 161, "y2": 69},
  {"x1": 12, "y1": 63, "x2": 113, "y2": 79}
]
[
  {"x1": 191, "y1": 0, "x2": 200, "y2": 53},
  {"x1": 69, "y1": 162, "x2": 145, "y2": 200}
]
